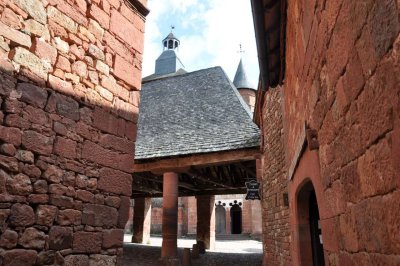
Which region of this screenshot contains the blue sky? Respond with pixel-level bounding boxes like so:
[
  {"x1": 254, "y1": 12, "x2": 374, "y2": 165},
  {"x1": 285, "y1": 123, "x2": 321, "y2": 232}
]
[{"x1": 142, "y1": 0, "x2": 260, "y2": 88}]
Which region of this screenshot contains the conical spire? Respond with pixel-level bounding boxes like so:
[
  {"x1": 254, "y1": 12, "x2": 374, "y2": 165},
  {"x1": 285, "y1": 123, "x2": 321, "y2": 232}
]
[{"x1": 233, "y1": 59, "x2": 253, "y2": 89}]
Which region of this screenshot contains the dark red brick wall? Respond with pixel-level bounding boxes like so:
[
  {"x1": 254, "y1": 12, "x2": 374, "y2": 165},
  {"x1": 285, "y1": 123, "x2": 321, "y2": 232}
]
[
  {"x1": 260, "y1": 0, "x2": 399, "y2": 265},
  {"x1": 260, "y1": 87, "x2": 291, "y2": 265},
  {"x1": 0, "y1": 0, "x2": 145, "y2": 264}
]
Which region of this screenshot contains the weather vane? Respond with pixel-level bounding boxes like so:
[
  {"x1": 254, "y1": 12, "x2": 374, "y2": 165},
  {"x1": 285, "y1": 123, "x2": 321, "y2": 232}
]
[
  {"x1": 170, "y1": 25, "x2": 175, "y2": 32},
  {"x1": 238, "y1": 44, "x2": 245, "y2": 54}
]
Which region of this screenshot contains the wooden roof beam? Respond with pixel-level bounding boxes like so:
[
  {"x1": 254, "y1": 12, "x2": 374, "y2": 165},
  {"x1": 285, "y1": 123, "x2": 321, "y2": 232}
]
[{"x1": 133, "y1": 148, "x2": 260, "y2": 173}]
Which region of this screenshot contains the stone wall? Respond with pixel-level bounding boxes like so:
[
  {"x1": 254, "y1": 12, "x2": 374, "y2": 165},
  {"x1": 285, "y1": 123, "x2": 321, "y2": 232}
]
[
  {"x1": 260, "y1": 87, "x2": 290, "y2": 265},
  {"x1": 0, "y1": 0, "x2": 146, "y2": 265},
  {"x1": 260, "y1": 0, "x2": 399, "y2": 264}
]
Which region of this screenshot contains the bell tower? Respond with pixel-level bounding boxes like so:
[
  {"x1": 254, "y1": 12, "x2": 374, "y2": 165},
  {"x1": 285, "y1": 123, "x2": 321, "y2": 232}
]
[{"x1": 154, "y1": 27, "x2": 185, "y2": 76}]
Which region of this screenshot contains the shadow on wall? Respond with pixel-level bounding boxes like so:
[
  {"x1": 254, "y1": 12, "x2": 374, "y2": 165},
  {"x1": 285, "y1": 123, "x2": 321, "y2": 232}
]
[{"x1": 0, "y1": 27, "x2": 140, "y2": 265}]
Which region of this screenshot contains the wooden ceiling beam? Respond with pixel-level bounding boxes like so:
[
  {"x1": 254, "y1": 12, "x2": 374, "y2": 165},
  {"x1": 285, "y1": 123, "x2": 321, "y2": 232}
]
[
  {"x1": 185, "y1": 168, "x2": 234, "y2": 189},
  {"x1": 133, "y1": 148, "x2": 260, "y2": 173}
]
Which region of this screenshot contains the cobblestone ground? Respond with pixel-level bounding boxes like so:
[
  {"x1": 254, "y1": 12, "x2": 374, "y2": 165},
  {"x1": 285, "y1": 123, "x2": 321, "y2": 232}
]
[{"x1": 122, "y1": 235, "x2": 263, "y2": 266}]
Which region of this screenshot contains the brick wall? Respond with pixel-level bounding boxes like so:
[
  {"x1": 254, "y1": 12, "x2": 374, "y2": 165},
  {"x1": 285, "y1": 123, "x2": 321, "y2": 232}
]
[
  {"x1": 260, "y1": 87, "x2": 291, "y2": 265},
  {"x1": 263, "y1": 0, "x2": 400, "y2": 264},
  {"x1": 0, "y1": 0, "x2": 145, "y2": 264}
]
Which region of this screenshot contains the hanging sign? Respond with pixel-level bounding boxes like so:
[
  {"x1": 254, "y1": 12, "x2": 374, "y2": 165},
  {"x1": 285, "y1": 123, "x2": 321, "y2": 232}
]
[{"x1": 245, "y1": 180, "x2": 261, "y2": 200}]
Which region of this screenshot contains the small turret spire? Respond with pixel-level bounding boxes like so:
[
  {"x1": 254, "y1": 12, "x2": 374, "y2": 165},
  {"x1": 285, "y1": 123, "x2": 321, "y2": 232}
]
[{"x1": 233, "y1": 58, "x2": 253, "y2": 90}]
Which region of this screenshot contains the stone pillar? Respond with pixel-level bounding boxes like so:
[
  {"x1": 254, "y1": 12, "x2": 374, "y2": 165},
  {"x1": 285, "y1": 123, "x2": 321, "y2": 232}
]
[
  {"x1": 196, "y1": 195, "x2": 215, "y2": 250},
  {"x1": 226, "y1": 208, "x2": 231, "y2": 234},
  {"x1": 131, "y1": 198, "x2": 152, "y2": 244},
  {"x1": 161, "y1": 172, "x2": 179, "y2": 260}
]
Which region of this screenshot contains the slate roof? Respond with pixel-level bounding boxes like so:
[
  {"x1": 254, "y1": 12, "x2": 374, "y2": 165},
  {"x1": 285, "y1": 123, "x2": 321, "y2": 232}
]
[
  {"x1": 142, "y1": 68, "x2": 187, "y2": 83},
  {"x1": 233, "y1": 59, "x2": 254, "y2": 90},
  {"x1": 135, "y1": 66, "x2": 260, "y2": 160}
]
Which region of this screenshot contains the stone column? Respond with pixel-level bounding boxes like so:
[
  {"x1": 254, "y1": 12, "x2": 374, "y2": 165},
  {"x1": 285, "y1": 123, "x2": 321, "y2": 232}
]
[
  {"x1": 131, "y1": 197, "x2": 152, "y2": 244},
  {"x1": 226, "y1": 208, "x2": 231, "y2": 234},
  {"x1": 196, "y1": 195, "x2": 215, "y2": 250},
  {"x1": 161, "y1": 172, "x2": 179, "y2": 260}
]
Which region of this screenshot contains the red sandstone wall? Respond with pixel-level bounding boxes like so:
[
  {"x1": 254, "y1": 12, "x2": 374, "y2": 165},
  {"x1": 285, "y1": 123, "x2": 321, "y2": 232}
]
[
  {"x1": 238, "y1": 88, "x2": 256, "y2": 112},
  {"x1": 260, "y1": 87, "x2": 290, "y2": 265},
  {"x1": 273, "y1": 0, "x2": 399, "y2": 264},
  {"x1": 0, "y1": 0, "x2": 145, "y2": 264}
]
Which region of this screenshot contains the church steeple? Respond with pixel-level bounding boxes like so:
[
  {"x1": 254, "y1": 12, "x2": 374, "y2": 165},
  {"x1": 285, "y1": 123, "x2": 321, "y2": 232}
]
[
  {"x1": 162, "y1": 29, "x2": 180, "y2": 50},
  {"x1": 154, "y1": 28, "x2": 185, "y2": 76},
  {"x1": 233, "y1": 58, "x2": 253, "y2": 90}
]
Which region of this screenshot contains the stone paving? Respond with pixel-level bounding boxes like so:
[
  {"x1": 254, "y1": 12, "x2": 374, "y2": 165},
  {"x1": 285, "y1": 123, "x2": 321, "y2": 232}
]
[{"x1": 122, "y1": 235, "x2": 263, "y2": 265}]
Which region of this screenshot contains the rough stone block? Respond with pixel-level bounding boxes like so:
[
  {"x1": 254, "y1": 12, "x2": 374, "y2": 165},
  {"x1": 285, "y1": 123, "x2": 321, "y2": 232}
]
[
  {"x1": 0, "y1": 143, "x2": 16, "y2": 156},
  {"x1": 10, "y1": 47, "x2": 50, "y2": 79},
  {"x1": 88, "y1": 44, "x2": 105, "y2": 60},
  {"x1": 24, "y1": 105, "x2": 48, "y2": 125},
  {"x1": 82, "y1": 203, "x2": 118, "y2": 227},
  {"x1": 9, "y1": 203, "x2": 35, "y2": 227},
  {"x1": 72, "y1": 60, "x2": 87, "y2": 78},
  {"x1": 6, "y1": 173, "x2": 32, "y2": 195},
  {"x1": 43, "y1": 165, "x2": 63, "y2": 183},
  {"x1": 49, "y1": 226, "x2": 73, "y2": 250},
  {"x1": 0, "y1": 230, "x2": 18, "y2": 248},
  {"x1": 54, "y1": 136, "x2": 77, "y2": 159},
  {"x1": 2, "y1": 7, "x2": 22, "y2": 29},
  {"x1": 98, "y1": 167, "x2": 132, "y2": 196},
  {"x1": 2, "y1": 249, "x2": 38, "y2": 266},
  {"x1": 73, "y1": 231, "x2": 102, "y2": 253},
  {"x1": 36, "y1": 205, "x2": 57, "y2": 226},
  {"x1": 47, "y1": 6, "x2": 78, "y2": 33},
  {"x1": 57, "y1": 209, "x2": 82, "y2": 225},
  {"x1": 14, "y1": 0, "x2": 46, "y2": 23},
  {"x1": 23, "y1": 19, "x2": 50, "y2": 40},
  {"x1": 114, "y1": 54, "x2": 139, "y2": 89},
  {"x1": 64, "y1": 254, "x2": 89, "y2": 266},
  {"x1": 0, "y1": 154, "x2": 19, "y2": 172},
  {"x1": 19, "y1": 227, "x2": 46, "y2": 249},
  {"x1": 81, "y1": 140, "x2": 133, "y2": 172},
  {"x1": 54, "y1": 37, "x2": 69, "y2": 53},
  {"x1": 88, "y1": 19, "x2": 104, "y2": 39},
  {"x1": 89, "y1": 4, "x2": 110, "y2": 29},
  {"x1": 45, "y1": 92, "x2": 79, "y2": 121},
  {"x1": 17, "y1": 82, "x2": 48, "y2": 109},
  {"x1": 105, "y1": 196, "x2": 121, "y2": 208},
  {"x1": 22, "y1": 130, "x2": 53, "y2": 156},
  {"x1": 32, "y1": 37, "x2": 57, "y2": 65},
  {"x1": 76, "y1": 189, "x2": 94, "y2": 203},
  {"x1": 28, "y1": 194, "x2": 49, "y2": 204},
  {"x1": 89, "y1": 254, "x2": 116, "y2": 266},
  {"x1": 102, "y1": 229, "x2": 124, "y2": 248},
  {"x1": 0, "y1": 21, "x2": 31, "y2": 47},
  {"x1": 0, "y1": 125, "x2": 22, "y2": 146},
  {"x1": 50, "y1": 195, "x2": 74, "y2": 208},
  {"x1": 15, "y1": 150, "x2": 34, "y2": 163},
  {"x1": 118, "y1": 196, "x2": 130, "y2": 229},
  {"x1": 110, "y1": 9, "x2": 141, "y2": 51},
  {"x1": 37, "y1": 250, "x2": 56, "y2": 265},
  {"x1": 103, "y1": 31, "x2": 134, "y2": 63}
]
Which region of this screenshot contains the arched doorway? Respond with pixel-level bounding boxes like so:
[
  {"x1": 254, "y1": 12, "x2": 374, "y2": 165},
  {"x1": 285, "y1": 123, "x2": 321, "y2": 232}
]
[
  {"x1": 215, "y1": 202, "x2": 226, "y2": 234},
  {"x1": 297, "y1": 181, "x2": 325, "y2": 266},
  {"x1": 230, "y1": 201, "x2": 242, "y2": 234}
]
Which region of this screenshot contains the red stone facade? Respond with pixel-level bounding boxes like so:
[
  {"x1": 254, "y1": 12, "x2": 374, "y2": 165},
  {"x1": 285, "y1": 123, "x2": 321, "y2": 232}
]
[
  {"x1": 238, "y1": 88, "x2": 256, "y2": 112},
  {"x1": 0, "y1": 0, "x2": 145, "y2": 264},
  {"x1": 259, "y1": 87, "x2": 290, "y2": 265},
  {"x1": 260, "y1": 0, "x2": 399, "y2": 265}
]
